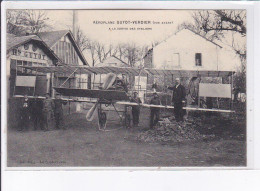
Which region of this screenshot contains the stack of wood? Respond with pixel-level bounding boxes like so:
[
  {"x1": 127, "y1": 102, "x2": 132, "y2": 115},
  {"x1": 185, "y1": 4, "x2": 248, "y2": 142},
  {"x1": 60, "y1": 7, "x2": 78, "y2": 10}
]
[{"x1": 137, "y1": 119, "x2": 214, "y2": 143}]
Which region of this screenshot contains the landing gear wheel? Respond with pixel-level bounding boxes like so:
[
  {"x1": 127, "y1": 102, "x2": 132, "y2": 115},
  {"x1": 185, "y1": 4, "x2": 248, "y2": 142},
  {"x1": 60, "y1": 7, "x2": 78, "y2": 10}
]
[
  {"x1": 124, "y1": 114, "x2": 131, "y2": 128},
  {"x1": 188, "y1": 77, "x2": 201, "y2": 104},
  {"x1": 98, "y1": 111, "x2": 107, "y2": 130},
  {"x1": 188, "y1": 77, "x2": 208, "y2": 108}
]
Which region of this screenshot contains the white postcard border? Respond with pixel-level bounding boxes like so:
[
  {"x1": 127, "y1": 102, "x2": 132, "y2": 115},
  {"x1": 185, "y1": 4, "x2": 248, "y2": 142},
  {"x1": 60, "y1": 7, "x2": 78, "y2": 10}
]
[{"x1": 1, "y1": 1, "x2": 259, "y2": 191}]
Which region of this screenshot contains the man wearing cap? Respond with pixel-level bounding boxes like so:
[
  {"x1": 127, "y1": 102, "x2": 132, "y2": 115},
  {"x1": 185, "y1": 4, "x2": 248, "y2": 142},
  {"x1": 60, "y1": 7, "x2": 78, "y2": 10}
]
[
  {"x1": 167, "y1": 78, "x2": 186, "y2": 122},
  {"x1": 53, "y1": 93, "x2": 67, "y2": 129},
  {"x1": 130, "y1": 92, "x2": 142, "y2": 127},
  {"x1": 150, "y1": 92, "x2": 161, "y2": 128},
  {"x1": 42, "y1": 93, "x2": 54, "y2": 131}
]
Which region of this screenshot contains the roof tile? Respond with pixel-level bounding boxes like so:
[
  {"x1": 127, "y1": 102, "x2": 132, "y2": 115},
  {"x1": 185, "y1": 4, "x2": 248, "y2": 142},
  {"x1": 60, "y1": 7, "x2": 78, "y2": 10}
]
[
  {"x1": 7, "y1": 33, "x2": 41, "y2": 50},
  {"x1": 37, "y1": 30, "x2": 68, "y2": 47}
]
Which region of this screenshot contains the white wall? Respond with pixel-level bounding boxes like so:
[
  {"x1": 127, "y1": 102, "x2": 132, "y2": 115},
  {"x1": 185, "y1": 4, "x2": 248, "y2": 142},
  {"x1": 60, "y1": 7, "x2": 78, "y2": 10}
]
[
  {"x1": 153, "y1": 29, "x2": 238, "y2": 71},
  {"x1": 9, "y1": 42, "x2": 53, "y2": 66}
]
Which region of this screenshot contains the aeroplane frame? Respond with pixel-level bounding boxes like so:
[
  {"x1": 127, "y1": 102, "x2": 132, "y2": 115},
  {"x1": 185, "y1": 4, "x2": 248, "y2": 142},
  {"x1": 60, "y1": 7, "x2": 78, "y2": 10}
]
[{"x1": 15, "y1": 65, "x2": 236, "y2": 129}]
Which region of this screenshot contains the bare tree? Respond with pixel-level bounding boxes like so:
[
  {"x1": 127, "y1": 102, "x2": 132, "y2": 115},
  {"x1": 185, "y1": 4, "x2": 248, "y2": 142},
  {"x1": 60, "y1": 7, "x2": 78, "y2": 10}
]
[
  {"x1": 73, "y1": 28, "x2": 98, "y2": 66},
  {"x1": 7, "y1": 10, "x2": 51, "y2": 35},
  {"x1": 178, "y1": 10, "x2": 246, "y2": 59},
  {"x1": 198, "y1": 10, "x2": 246, "y2": 35},
  {"x1": 179, "y1": 10, "x2": 247, "y2": 97},
  {"x1": 75, "y1": 27, "x2": 90, "y2": 52},
  {"x1": 114, "y1": 43, "x2": 148, "y2": 67},
  {"x1": 93, "y1": 42, "x2": 113, "y2": 63},
  {"x1": 87, "y1": 40, "x2": 99, "y2": 66},
  {"x1": 74, "y1": 26, "x2": 147, "y2": 67},
  {"x1": 83, "y1": 39, "x2": 112, "y2": 66},
  {"x1": 115, "y1": 43, "x2": 126, "y2": 60},
  {"x1": 108, "y1": 44, "x2": 118, "y2": 57}
]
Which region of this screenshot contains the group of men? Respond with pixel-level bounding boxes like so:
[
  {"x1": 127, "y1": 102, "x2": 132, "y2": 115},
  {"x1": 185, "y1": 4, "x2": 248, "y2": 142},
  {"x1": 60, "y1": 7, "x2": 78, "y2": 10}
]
[
  {"x1": 130, "y1": 78, "x2": 186, "y2": 128},
  {"x1": 19, "y1": 77, "x2": 186, "y2": 130},
  {"x1": 19, "y1": 93, "x2": 67, "y2": 131}
]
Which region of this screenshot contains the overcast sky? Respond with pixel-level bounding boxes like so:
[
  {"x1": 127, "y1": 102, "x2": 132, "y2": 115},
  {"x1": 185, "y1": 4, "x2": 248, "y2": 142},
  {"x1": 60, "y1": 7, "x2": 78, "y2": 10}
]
[{"x1": 46, "y1": 10, "x2": 193, "y2": 46}]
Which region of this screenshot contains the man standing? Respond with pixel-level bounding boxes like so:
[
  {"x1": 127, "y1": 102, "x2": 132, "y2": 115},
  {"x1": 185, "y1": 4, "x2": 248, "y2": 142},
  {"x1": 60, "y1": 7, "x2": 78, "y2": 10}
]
[
  {"x1": 167, "y1": 78, "x2": 186, "y2": 122},
  {"x1": 42, "y1": 93, "x2": 54, "y2": 131},
  {"x1": 19, "y1": 94, "x2": 30, "y2": 131},
  {"x1": 53, "y1": 94, "x2": 67, "y2": 129},
  {"x1": 29, "y1": 94, "x2": 43, "y2": 130},
  {"x1": 121, "y1": 75, "x2": 128, "y2": 92},
  {"x1": 150, "y1": 92, "x2": 161, "y2": 128},
  {"x1": 152, "y1": 79, "x2": 158, "y2": 92},
  {"x1": 130, "y1": 92, "x2": 142, "y2": 127}
]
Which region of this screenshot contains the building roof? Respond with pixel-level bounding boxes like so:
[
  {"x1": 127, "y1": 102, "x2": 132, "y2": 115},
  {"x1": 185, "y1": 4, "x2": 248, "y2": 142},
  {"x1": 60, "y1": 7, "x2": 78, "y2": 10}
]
[
  {"x1": 6, "y1": 33, "x2": 61, "y2": 63},
  {"x1": 7, "y1": 34, "x2": 41, "y2": 50},
  {"x1": 95, "y1": 56, "x2": 130, "y2": 67},
  {"x1": 37, "y1": 30, "x2": 68, "y2": 47},
  {"x1": 38, "y1": 30, "x2": 89, "y2": 66},
  {"x1": 143, "y1": 48, "x2": 153, "y2": 59},
  {"x1": 145, "y1": 28, "x2": 223, "y2": 57},
  {"x1": 183, "y1": 28, "x2": 222, "y2": 48}
]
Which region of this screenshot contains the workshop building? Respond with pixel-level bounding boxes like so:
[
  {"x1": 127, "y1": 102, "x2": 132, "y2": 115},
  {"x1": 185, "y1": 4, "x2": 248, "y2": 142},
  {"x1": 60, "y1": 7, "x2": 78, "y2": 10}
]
[{"x1": 6, "y1": 30, "x2": 89, "y2": 128}]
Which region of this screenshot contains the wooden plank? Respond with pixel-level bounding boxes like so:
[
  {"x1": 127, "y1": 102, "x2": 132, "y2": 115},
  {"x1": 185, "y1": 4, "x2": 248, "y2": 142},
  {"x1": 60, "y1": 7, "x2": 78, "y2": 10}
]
[
  {"x1": 183, "y1": 107, "x2": 234, "y2": 113},
  {"x1": 102, "y1": 66, "x2": 114, "y2": 74},
  {"x1": 100, "y1": 66, "x2": 113, "y2": 74},
  {"x1": 116, "y1": 102, "x2": 234, "y2": 113}
]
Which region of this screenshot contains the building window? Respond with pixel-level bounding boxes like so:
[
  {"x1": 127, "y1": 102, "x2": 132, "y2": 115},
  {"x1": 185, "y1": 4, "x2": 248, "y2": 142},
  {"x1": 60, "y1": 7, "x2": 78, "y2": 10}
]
[
  {"x1": 32, "y1": 44, "x2": 38, "y2": 52},
  {"x1": 23, "y1": 61, "x2": 28, "y2": 66},
  {"x1": 11, "y1": 59, "x2": 47, "y2": 74},
  {"x1": 17, "y1": 60, "x2": 23, "y2": 66},
  {"x1": 172, "y1": 53, "x2": 180, "y2": 67},
  {"x1": 195, "y1": 53, "x2": 202, "y2": 66},
  {"x1": 12, "y1": 49, "x2": 17, "y2": 55},
  {"x1": 24, "y1": 43, "x2": 29, "y2": 50}
]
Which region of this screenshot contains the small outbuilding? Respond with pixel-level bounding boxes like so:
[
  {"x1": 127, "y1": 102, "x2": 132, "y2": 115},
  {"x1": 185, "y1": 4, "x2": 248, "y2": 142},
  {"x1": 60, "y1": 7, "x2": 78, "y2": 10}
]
[{"x1": 144, "y1": 28, "x2": 240, "y2": 72}]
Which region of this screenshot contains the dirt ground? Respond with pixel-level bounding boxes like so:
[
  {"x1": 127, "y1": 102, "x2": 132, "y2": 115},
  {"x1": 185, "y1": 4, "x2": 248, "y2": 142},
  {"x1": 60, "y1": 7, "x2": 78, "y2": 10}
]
[{"x1": 7, "y1": 106, "x2": 246, "y2": 167}]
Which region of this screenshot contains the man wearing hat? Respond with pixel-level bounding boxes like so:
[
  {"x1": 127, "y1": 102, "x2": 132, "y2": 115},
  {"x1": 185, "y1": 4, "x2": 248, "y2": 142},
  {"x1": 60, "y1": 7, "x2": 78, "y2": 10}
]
[
  {"x1": 130, "y1": 92, "x2": 142, "y2": 127},
  {"x1": 167, "y1": 78, "x2": 186, "y2": 122},
  {"x1": 149, "y1": 92, "x2": 161, "y2": 128},
  {"x1": 53, "y1": 93, "x2": 67, "y2": 129},
  {"x1": 42, "y1": 93, "x2": 54, "y2": 131},
  {"x1": 29, "y1": 94, "x2": 43, "y2": 130},
  {"x1": 19, "y1": 94, "x2": 30, "y2": 131}
]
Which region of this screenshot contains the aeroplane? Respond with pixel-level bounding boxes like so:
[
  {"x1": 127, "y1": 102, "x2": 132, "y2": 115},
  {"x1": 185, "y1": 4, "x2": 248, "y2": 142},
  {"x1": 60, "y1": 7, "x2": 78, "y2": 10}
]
[
  {"x1": 54, "y1": 73, "x2": 130, "y2": 129},
  {"x1": 16, "y1": 65, "x2": 235, "y2": 130}
]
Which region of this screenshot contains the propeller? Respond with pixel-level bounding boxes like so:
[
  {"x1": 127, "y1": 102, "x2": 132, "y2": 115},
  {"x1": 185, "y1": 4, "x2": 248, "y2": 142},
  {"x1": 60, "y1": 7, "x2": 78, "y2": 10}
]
[{"x1": 86, "y1": 73, "x2": 117, "y2": 121}]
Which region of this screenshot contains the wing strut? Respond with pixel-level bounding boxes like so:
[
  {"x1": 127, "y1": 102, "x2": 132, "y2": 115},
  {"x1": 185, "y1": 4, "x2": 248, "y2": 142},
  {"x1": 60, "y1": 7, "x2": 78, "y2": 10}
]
[{"x1": 59, "y1": 68, "x2": 78, "y2": 88}]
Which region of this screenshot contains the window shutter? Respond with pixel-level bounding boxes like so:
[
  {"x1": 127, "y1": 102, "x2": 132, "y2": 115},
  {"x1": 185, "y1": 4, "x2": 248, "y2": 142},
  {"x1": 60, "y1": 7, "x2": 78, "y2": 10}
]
[{"x1": 195, "y1": 53, "x2": 202, "y2": 66}]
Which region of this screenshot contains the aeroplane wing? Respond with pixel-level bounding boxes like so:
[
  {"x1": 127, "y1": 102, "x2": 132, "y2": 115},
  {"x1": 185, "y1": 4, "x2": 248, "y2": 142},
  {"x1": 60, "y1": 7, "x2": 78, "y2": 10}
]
[
  {"x1": 115, "y1": 101, "x2": 234, "y2": 112},
  {"x1": 54, "y1": 87, "x2": 130, "y2": 101}
]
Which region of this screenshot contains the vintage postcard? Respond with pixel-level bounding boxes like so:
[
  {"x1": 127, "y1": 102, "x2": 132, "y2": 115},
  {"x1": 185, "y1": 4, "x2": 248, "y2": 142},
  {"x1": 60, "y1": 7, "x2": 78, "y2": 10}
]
[{"x1": 2, "y1": 6, "x2": 251, "y2": 169}]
